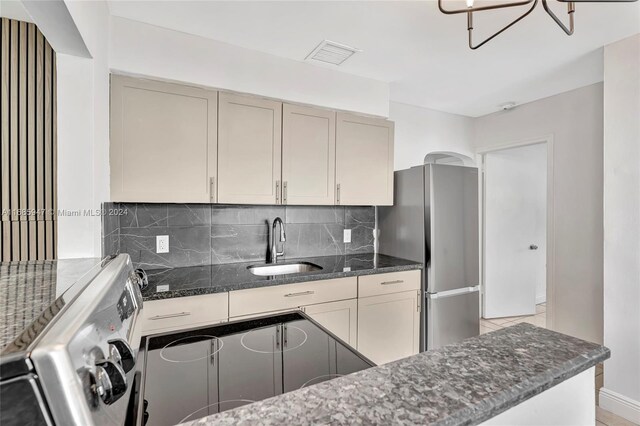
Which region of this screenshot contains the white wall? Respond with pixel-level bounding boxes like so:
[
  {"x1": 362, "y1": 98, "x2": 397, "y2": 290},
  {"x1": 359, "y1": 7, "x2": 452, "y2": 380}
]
[
  {"x1": 56, "y1": 0, "x2": 110, "y2": 258},
  {"x1": 474, "y1": 83, "x2": 604, "y2": 344},
  {"x1": 600, "y1": 34, "x2": 640, "y2": 423},
  {"x1": 109, "y1": 17, "x2": 389, "y2": 118},
  {"x1": 56, "y1": 54, "x2": 97, "y2": 258},
  {"x1": 389, "y1": 102, "x2": 474, "y2": 170}
]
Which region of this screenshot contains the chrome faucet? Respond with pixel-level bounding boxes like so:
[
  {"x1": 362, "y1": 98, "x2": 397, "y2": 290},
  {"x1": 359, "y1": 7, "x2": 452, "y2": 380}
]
[{"x1": 269, "y1": 217, "x2": 286, "y2": 263}]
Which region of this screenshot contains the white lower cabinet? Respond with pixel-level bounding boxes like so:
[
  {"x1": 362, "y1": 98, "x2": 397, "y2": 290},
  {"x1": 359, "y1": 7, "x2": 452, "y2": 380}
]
[
  {"x1": 302, "y1": 299, "x2": 357, "y2": 346},
  {"x1": 357, "y1": 290, "x2": 421, "y2": 365},
  {"x1": 228, "y1": 277, "x2": 357, "y2": 317},
  {"x1": 141, "y1": 270, "x2": 422, "y2": 364},
  {"x1": 229, "y1": 277, "x2": 358, "y2": 346},
  {"x1": 229, "y1": 298, "x2": 357, "y2": 348},
  {"x1": 141, "y1": 293, "x2": 229, "y2": 335}
]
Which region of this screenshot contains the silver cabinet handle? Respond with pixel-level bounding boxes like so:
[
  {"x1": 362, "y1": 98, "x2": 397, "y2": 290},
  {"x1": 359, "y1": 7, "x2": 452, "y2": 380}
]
[
  {"x1": 276, "y1": 180, "x2": 281, "y2": 204},
  {"x1": 149, "y1": 312, "x2": 191, "y2": 320},
  {"x1": 210, "y1": 177, "x2": 216, "y2": 202},
  {"x1": 283, "y1": 181, "x2": 288, "y2": 205},
  {"x1": 284, "y1": 290, "x2": 315, "y2": 297},
  {"x1": 283, "y1": 324, "x2": 288, "y2": 347},
  {"x1": 336, "y1": 183, "x2": 341, "y2": 205},
  {"x1": 381, "y1": 280, "x2": 404, "y2": 285}
]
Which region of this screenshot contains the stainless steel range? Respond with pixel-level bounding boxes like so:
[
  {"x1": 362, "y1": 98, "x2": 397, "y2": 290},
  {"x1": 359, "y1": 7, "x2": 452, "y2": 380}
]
[{"x1": 0, "y1": 254, "x2": 144, "y2": 426}]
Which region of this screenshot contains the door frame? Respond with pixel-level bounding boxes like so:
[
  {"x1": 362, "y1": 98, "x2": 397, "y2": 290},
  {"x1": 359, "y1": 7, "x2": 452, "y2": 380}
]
[{"x1": 476, "y1": 135, "x2": 555, "y2": 329}]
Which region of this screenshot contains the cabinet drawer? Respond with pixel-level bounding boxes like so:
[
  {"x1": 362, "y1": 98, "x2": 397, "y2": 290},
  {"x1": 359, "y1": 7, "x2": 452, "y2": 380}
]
[
  {"x1": 141, "y1": 293, "x2": 229, "y2": 334},
  {"x1": 358, "y1": 270, "x2": 421, "y2": 298},
  {"x1": 229, "y1": 277, "x2": 357, "y2": 317}
]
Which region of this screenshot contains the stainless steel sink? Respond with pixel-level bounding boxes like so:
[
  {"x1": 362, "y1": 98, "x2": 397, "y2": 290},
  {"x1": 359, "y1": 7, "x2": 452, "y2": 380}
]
[{"x1": 248, "y1": 262, "x2": 323, "y2": 276}]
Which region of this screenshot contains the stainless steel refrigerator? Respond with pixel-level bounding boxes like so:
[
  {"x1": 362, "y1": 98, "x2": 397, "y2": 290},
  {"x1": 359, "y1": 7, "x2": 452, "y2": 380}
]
[{"x1": 378, "y1": 163, "x2": 479, "y2": 351}]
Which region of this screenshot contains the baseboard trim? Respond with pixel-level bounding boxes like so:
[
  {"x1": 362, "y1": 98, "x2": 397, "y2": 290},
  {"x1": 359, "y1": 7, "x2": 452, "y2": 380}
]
[{"x1": 599, "y1": 387, "x2": 640, "y2": 424}]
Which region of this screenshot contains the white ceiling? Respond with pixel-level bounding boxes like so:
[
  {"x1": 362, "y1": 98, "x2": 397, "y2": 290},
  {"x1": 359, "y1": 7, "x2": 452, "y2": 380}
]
[
  {"x1": 108, "y1": 1, "x2": 640, "y2": 117},
  {"x1": 0, "y1": 0, "x2": 33, "y2": 23}
]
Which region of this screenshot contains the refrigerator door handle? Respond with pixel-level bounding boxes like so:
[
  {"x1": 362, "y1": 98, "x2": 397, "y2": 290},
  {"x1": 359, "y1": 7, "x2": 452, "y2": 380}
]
[{"x1": 428, "y1": 286, "x2": 479, "y2": 300}]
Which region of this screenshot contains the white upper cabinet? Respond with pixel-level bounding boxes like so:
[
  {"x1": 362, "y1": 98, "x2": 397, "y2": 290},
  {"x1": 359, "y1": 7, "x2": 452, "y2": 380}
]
[
  {"x1": 217, "y1": 93, "x2": 282, "y2": 205},
  {"x1": 282, "y1": 104, "x2": 336, "y2": 205},
  {"x1": 110, "y1": 75, "x2": 218, "y2": 203},
  {"x1": 110, "y1": 76, "x2": 395, "y2": 206},
  {"x1": 336, "y1": 113, "x2": 394, "y2": 206}
]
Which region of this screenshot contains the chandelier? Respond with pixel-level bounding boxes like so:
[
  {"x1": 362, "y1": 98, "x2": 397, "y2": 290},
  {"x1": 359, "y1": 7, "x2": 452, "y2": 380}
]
[{"x1": 438, "y1": 0, "x2": 638, "y2": 50}]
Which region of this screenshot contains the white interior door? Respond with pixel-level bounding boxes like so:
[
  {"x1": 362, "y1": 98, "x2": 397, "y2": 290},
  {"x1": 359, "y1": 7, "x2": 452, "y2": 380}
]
[{"x1": 483, "y1": 143, "x2": 547, "y2": 319}]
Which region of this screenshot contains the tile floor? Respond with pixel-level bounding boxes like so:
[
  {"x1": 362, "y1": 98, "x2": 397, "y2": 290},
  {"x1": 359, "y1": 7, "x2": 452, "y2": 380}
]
[{"x1": 480, "y1": 303, "x2": 638, "y2": 426}]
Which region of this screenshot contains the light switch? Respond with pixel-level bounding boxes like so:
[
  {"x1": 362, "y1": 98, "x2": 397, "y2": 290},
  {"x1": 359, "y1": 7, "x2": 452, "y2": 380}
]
[{"x1": 343, "y1": 229, "x2": 352, "y2": 243}]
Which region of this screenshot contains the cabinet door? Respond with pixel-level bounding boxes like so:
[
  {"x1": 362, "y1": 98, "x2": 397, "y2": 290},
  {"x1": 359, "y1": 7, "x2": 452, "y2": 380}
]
[
  {"x1": 141, "y1": 293, "x2": 229, "y2": 335},
  {"x1": 218, "y1": 93, "x2": 282, "y2": 204},
  {"x1": 110, "y1": 76, "x2": 217, "y2": 203},
  {"x1": 357, "y1": 290, "x2": 420, "y2": 365},
  {"x1": 303, "y1": 299, "x2": 357, "y2": 346},
  {"x1": 282, "y1": 104, "x2": 336, "y2": 205},
  {"x1": 336, "y1": 113, "x2": 394, "y2": 206}
]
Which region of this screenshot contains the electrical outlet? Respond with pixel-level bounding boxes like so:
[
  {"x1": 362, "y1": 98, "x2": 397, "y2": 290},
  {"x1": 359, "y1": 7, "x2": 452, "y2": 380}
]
[
  {"x1": 343, "y1": 229, "x2": 352, "y2": 243},
  {"x1": 156, "y1": 235, "x2": 169, "y2": 253}
]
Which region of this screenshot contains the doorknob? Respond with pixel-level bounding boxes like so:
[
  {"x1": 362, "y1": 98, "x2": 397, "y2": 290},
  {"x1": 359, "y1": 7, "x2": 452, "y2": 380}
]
[{"x1": 529, "y1": 244, "x2": 539, "y2": 250}]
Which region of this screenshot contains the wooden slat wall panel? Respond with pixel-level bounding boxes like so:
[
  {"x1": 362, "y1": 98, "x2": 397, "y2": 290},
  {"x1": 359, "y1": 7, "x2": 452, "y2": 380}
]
[
  {"x1": 0, "y1": 18, "x2": 57, "y2": 261},
  {"x1": 27, "y1": 24, "x2": 36, "y2": 260},
  {"x1": 1, "y1": 21, "x2": 9, "y2": 226},
  {"x1": 19, "y1": 21, "x2": 28, "y2": 260},
  {"x1": 52, "y1": 48, "x2": 57, "y2": 252}
]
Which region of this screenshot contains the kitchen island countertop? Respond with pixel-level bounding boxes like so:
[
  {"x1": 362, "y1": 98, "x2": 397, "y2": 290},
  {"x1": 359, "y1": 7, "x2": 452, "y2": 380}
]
[
  {"x1": 1, "y1": 258, "x2": 104, "y2": 352},
  {"x1": 181, "y1": 323, "x2": 609, "y2": 426},
  {"x1": 141, "y1": 253, "x2": 422, "y2": 301}
]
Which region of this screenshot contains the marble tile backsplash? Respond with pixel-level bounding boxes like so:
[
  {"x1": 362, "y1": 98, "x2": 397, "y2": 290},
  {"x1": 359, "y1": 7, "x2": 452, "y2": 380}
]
[
  {"x1": 101, "y1": 202, "x2": 120, "y2": 258},
  {"x1": 102, "y1": 204, "x2": 375, "y2": 269}
]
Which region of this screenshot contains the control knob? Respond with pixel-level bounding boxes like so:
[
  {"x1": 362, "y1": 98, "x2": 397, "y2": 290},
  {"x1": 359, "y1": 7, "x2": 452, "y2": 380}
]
[
  {"x1": 108, "y1": 338, "x2": 135, "y2": 373},
  {"x1": 95, "y1": 359, "x2": 127, "y2": 405}
]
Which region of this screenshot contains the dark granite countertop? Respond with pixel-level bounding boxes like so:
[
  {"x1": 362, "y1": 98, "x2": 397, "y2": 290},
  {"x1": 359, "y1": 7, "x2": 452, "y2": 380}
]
[
  {"x1": 141, "y1": 253, "x2": 422, "y2": 301},
  {"x1": 0, "y1": 258, "x2": 103, "y2": 351},
  {"x1": 181, "y1": 323, "x2": 609, "y2": 426}
]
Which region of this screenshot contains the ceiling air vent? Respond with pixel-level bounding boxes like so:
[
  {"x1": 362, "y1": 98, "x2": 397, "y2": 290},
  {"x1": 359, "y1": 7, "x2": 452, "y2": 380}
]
[{"x1": 305, "y1": 40, "x2": 361, "y2": 66}]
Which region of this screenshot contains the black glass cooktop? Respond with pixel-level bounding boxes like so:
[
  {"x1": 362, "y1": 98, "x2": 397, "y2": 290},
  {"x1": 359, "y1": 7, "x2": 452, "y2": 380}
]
[{"x1": 142, "y1": 312, "x2": 374, "y2": 425}]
